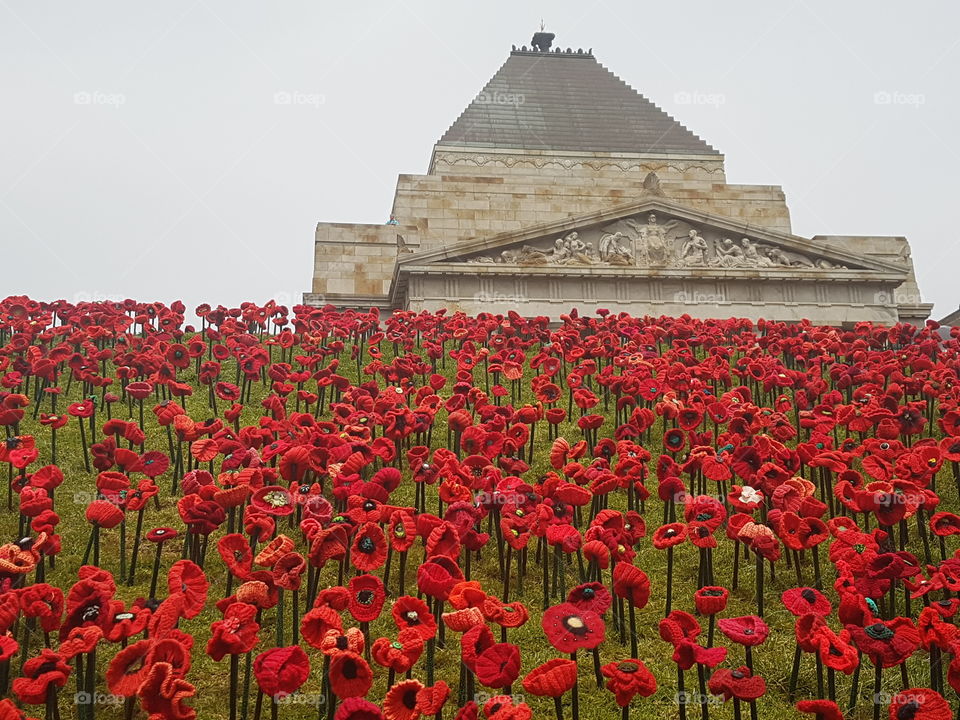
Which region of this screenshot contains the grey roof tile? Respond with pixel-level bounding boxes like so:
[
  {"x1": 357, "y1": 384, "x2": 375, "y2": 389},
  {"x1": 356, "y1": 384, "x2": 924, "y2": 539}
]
[{"x1": 438, "y1": 51, "x2": 720, "y2": 156}]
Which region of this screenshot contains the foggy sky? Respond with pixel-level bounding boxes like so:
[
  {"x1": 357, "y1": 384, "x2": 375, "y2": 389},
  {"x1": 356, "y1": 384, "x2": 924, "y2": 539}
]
[{"x1": 2, "y1": 1, "x2": 957, "y2": 320}]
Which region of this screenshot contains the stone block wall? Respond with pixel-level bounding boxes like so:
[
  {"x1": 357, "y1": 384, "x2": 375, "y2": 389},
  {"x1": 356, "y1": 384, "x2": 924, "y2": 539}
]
[{"x1": 312, "y1": 223, "x2": 413, "y2": 300}]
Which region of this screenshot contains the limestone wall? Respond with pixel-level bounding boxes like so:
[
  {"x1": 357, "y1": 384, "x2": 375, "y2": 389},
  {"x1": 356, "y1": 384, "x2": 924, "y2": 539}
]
[
  {"x1": 391, "y1": 171, "x2": 792, "y2": 253},
  {"x1": 312, "y1": 223, "x2": 411, "y2": 299}
]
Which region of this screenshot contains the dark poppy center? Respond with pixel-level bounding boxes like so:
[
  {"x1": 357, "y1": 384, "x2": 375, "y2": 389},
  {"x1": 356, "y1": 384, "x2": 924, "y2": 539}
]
[
  {"x1": 617, "y1": 662, "x2": 638, "y2": 673},
  {"x1": 562, "y1": 615, "x2": 589, "y2": 637},
  {"x1": 358, "y1": 537, "x2": 376, "y2": 554},
  {"x1": 81, "y1": 605, "x2": 101, "y2": 622},
  {"x1": 896, "y1": 701, "x2": 921, "y2": 720},
  {"x1": 363, "y1": 500, "x2": 376, "y2": 511},
  {"x1": 865, "y1": 623, "x2": 894, "y2": 640},
  {"x1": 335, "y1": 636, "x2": 348, "y2": 650},
  {"x1": 342, "y1": 659, "x2": 357, "y2": 680},
  {"x1": 403, "y1": 689, "x2": 418, "y2": 710},
  {"x1": 404, "y1": 611, "x2": 420, "y2": 625},
  {"x1": 801, "y1": 588, "x2": 817, "y2": 603},
  {"x1": 357, "y1": 590, "x2": 374, "y2": 605},
  {"x1": 702, "y1": 589, "x2": 723, "y2": 597},
  {"x1": 37, "y1": 661, "x2": 60, "y2": 675},
  {"x1": 581, "y1": 588, "x2": 595, "y2": 599},
  {"x1": 732, "y1": 670, "x2": 746, "y2": 679}
]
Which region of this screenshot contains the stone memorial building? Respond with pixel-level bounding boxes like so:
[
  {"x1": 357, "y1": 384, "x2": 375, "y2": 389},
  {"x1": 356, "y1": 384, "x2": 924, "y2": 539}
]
[{"x1": 305, "y1": 34, "x2": 930, "y2": 325}]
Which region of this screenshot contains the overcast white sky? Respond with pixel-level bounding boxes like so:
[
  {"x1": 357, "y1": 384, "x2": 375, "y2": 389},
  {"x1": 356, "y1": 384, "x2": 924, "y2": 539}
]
[{"x1": 2, "y1": 1, "x2": 958, "y2": 319}]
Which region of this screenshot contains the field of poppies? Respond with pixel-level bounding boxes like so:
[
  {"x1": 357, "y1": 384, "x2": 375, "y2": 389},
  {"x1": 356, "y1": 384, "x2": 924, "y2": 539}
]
[{"x1": 1, "y1": 297, "x2": 959, "y2": 720}]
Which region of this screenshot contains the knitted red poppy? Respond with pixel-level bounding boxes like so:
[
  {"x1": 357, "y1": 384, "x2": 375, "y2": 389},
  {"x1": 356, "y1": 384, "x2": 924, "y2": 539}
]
[
  {"x1": 371, "y1": 629, "x2": 425, "y2": 674},
  {"x1": 671, "y1": 638, "x2": 728, "y2": 670},
  {"x1": 416, "y1": 556, "x2": 463, "y2": 601},
  {"x1": 415, "y1": 681, "x2": 450, "y2": 715},
  {"x1": 206, "y1": 601, "x2": 260, "y2": 661},
  {"x1": 166, "y1": 560, "x2": 209, "y2": 619},
  {"x1": 521, "y1": 658, "x2": 577, "y2": 698},
  {"x1": 658, "y1": 610, "x2": 701, "y2": 644},
  {"x1": 329, "y1": 651, "x2": 374, "y2": 699},
  {"x1": 383, "y1": 679, "x2": 425, "y2": 720},
  {"x1": 253, "y1": 645, "x2": 310, "y2": 697},
  {"x1": 301, "y1": 605, "x2": 344, "y2": 649},
  {"x1": 782, "y1": 587, "x2": 832, "y2": 617},
  {"x1": 348, "y1": 574, "x2": 386, "y2": 623},
  {"x1": 12, "y1": 648, "x2": 71, "y2": 704},
  {"x1": 846, "y1": 617, "x2": 921, "y2": 668},
  {"x1": 652, "y1": 523, "x2": 687, "y2": 549},
  {"x1": 566, "y1": 582, "x2": 611, "y2": 614},
  {"x1": 541, "y1": 602, "x2": 604, "y2": 653},
  {"x1": 600, "y1": 659, "x2": 657, "y2": 707},
  {"x1": 717, "y1": 615, "x2": 769, "y2": 647},
  {"x1": 474, "y1": 642, "x2": 521, "y2": 689},
  {"x1": 137, "y1": 661, "x2": 196, "y2": 720},
  {"x1": 612, "y1": 562, "x2": 650, "y2": 609},
  {"x1": 217, "y1": 533, "x2": 253, "y2": 579},
  {"x1": 272, "y1": 552, "x2": 306, "y2": 591},
  {"x1": 795, "y1": 699, "x2": 844, "y2": 720},
  {"x1": 483, "y1": 598, "x2": 530, "y2": 629},
  {"x1": 460, "y1": 624, "x2": 495, "y2": 672},
  {"x1": 391, "y1": 595, "x2": 437, "y2": 641},
  {"x1": 105, "y1": 639, "x2": 152, "y2": 696},
  {"x1": 887, "y1": 688, "x2": 951, "y2": 720},
  {"x1": 146, "y1": 527, "x2": 178, "y2": 543},
  {"x1": 335, "y1": 697, "x2": 384, "y2": 720},
  {"x1": 85, "y1": 499, "x2": 124, "y2": 529},
  {"x1": 708, "y1": 666, "x2": 767, "y2": 702},
  {"x1": 351, "y1": 522, "x2": 388, "y2": 572}
]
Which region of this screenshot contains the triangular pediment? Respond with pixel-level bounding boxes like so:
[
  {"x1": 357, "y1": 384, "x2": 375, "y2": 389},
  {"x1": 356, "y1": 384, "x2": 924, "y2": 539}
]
[{"x1": 399, "y1": 196, "x2": 907, "y2": 276}]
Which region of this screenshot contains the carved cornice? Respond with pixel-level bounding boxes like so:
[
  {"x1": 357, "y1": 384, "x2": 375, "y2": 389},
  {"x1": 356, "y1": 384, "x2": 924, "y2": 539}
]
[{"x1": 431, "y1": 151, "x2": 725, "y2": 175}]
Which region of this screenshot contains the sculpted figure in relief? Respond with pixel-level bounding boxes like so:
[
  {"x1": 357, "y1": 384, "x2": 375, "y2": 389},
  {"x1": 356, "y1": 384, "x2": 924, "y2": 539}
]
[{"x1": 679, "y1": 230, "x2": 708, "y2": 266}]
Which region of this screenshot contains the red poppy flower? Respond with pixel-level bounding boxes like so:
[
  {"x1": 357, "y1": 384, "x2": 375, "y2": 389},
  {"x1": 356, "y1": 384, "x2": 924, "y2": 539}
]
[
  {"x1": 207, "y1": 601, "x2": 260, "y2": 661},
  {"x1": 416, "y1": 556, "x2": 463, "y2": 601},
  {"x1": 693, "y1": 586, "x2": 729, "y2": 616},
  {"x1": 146, "y1": 527, "x2": 178, "y2": 543},
  {"x1": 352, "y1": 522, "x2": 388, "y2": 572},
  {"x1": 137, "y1": 661, "x2": 196, "y2": 720},
  {"x1": 106, "y1": 639, "x2": 153, "y2": 696},
  {"x1": 12, "y1": 648, "x2": 71, "y2": 704},
  {"x1": 612, "y1": 562, "x2": 650, "y2": 609},
  {"x1": 167, "y1": 560, "x2": 209, "y2": 619},
  {"x1": 652, "y1": 523, "x2": 687, "y2": 549},
  {"x1": 707, "y1": 666, "x2": 767, "y2": 702},
  {"x1": 796, "y1": 699, "x2": 844, "y2": 720},
  {"x1": 718, "y1": 615, "x2": 769, "y2": 647},
  {"x1": 522, "y1": 658, "x2": 578, "y2": 698},
  {"x1": 887, "y1": 688, "x2": 951, "y2": 720},
  {"x1": 846, "y1": 617, "x2": 920, "y2": 668},
  {"x1": 251, "y1": 485, "x2": 295, "y2": 517},
  {"x1": 541, "y1": 602, "x2": 605, "y2": 653},
  {"x1": 348, "y1": 574, "x2": 386, "y2": 623},
  {"x1": 384, "y1": 679, "x2": 425, "y2": 720},
  {"x1": 474, "y1": 642, "x2": 521, "y2": 688},
  {"x1": 415, "y1": 681, "x2": 450, "y2": 716},
  {"x1": 217, "y1": 533, "x2": 253, "y2": 579},
  {"x1": 335, "y1": 697, "x2": 384, "y2": 720},
  {"x1": 391, "y1": 595, "x2": 437, "y2": 641},
  {"x1": 371, "y1": 629, "x2": 425, "y2": 674},
  {"x1": 253, "y1": 645, "x2": 310, "y2": 697},
  {"x1": 600, "y1": 659, "x2": 657, "y2": 706},
  {"x1": 782, "y1": 586, "x2": 832, "y2": 617}
]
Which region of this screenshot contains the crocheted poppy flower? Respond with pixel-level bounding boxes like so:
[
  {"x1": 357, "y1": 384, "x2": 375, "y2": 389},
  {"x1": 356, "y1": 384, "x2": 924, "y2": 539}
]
[
  {"x1": 318, "y1": 627, "x2": 365, "y2": 657},
  {"x1": 137, "y1": 661, "x2": 196, "y2": 720},
  {"x1": 253, "y1": 645, "x2": 310, "y2": 697},
  {"x1": 887, "y1": 688, "x2": 951, "y2": 720},
  {"x1": 272, "y1": 552, "x2": 306, "y2": 591},
  {"x1": 301, "y1": 605, "x2": 344, "y2": 649},
  {"x1": 391, "y1": 595, "x2": 437, "y2": 641},
  {"x1": 652, "y1": 523, "x2": 687, "y2": 549},
  {"x1": 782, "y1": 587, "x2": 832, "y2": 617},
  {"x1": 672, "y1": 638, "x2": 728, "y2": 670},
  {"x1": 541, "y1": 602, "x2": 605, "y2": 653},
  {"x1": 146, "y1": 527, "x2": 178, "y2": 543},
  {"x1": 415, "y1": 681, "x2": 450, "y2": 716},
  {"x1": 815, "y1": 627, "x2": 859, "y2": 674},
  {"x1": 251, "y1": 485, "x2": 295, "y2": 517},
  {"x1": 12, "y1": 648, "x2": 71, "y2": 704},
  {"x1": 795, "y1": 699, "x2": 844, "y2": 720},
  {"x1": 85, "y1": 499, "x2": 124, "y2": 529},
  {"x1": 612, "y1": 562, "x2": 650, "y2": 609},
  {"x1": 206, "y1": 602, "x2": 260, "y2": 661},
  {"x1": 694, "y1": 586, "x2": 729, "y2": 616},
  {"x1": 61, "y1": 577, "x2": 113, "y2": 641},
  {"x1": 102, "y1": 600, "x2": 150, "y2": 643},
  {"x1": 383, "y1": 679, "x2": 425, "y2": 720},
  {"x1": 474, "y1": 642, "x2": 521, "y2": 689},
  {"x1": 461, "y1": 624, "x2": 496, "y2": 671},
  {"x1": 416, "y1": 556, "x2": 463, "y2": 601},
  {"x1": 371, "y1": 629, "x2": 425, "y2": 674},
  {"x1": 658, "y1": 610, "x2": 701, "y2": 645},
  {"x1": 483, "y1": 598, "x2": 530, "y2": 629},
  {"x1": 18, "y1": 583, "x2": 64, "y2": 633},
  {"x1": 718, "y1": 615, "x2": 769, "y2": 647},
  {"x1": 217, "y1": 533, "x2": 253, "y2": 579},
  {"x1": 707, "y1": 666, "x2": 767, "y2": 702},
  {"x1": 254, "y1": 534, "x2": 294, "y2": 568},
  {"x1": 522, "y1": 658, "x2": 578, "y2": 698},
  {"x1": 352, "y1": 522, "x2": 388, "y2": 572},
  {"x1": 600, "y1": 659, "x2": 657, "y2": 707},
  {"x1": 335, "y1": 697, "x2": 384, "y2": 720},
  {"x1": 105, "y1": 639, "x2": 152, "y2": 696},
  {"x1": 348, "y1": 574, "x2": 386, "y2": 623},
  {"x1": 388, "y1": 510, "x2": 417, "y2": 553},
  {"x1": 166, "y1": 560, "x2": 209, "y2": 619},
  {"x1": 444, "y1": 606, "x2": 486, "y2": 633},
  {"x1": 846, "y1": 617, "x2": 921, "y2": 668},
  {"x1": 566, "y1": 582, "x2": 611, "y2": 614}
]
